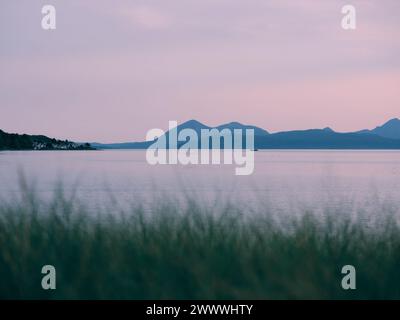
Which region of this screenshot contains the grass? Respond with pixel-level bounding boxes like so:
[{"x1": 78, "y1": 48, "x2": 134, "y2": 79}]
[{"x1": 1, "y1": 183, "x2": 400, "y2": 299}]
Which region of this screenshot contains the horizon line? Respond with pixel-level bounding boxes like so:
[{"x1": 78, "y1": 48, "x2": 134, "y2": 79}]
[{"x1": 2, "y1": 116, "x2": 399, "y2": 144}]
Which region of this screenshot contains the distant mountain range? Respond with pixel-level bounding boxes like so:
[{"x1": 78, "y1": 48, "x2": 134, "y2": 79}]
[
  {"x1": 0, "y1": 129, "x2": 94, "y2": 151},
  {"x1": 2, "y1": 118, "x2": 400, "y2": 151},
  {"x1": 91, "y1": 118, "x2": 400, "y2": 150}
]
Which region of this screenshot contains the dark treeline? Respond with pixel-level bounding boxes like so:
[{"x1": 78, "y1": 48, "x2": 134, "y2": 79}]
[{"x1": 0, "y1": 129, "x2": 94, "y2": 150}]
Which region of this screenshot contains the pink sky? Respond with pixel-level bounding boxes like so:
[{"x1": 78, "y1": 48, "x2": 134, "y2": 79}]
[{"x1": 1, "y1": 0, "x2": 399, "y2": 142}]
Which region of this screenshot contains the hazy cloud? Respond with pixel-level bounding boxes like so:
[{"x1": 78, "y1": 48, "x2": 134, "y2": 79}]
[{"x1": 117, "y1": 5, "x2": 172, "y2": 30}]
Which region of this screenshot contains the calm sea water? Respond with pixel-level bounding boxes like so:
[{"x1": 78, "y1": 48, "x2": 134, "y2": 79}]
[{"x1": 1, "y1": 150, "x2": 400, "y2": 216}]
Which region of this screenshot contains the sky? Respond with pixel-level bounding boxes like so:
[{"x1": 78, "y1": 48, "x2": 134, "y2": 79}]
[{"x1": 1, "y1": 0, "x2": 400, "y2": 142}]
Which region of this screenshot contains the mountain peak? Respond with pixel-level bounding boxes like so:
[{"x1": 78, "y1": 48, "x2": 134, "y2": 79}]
[
  {"x1": 181, "y1": 119, "x2": 206, "y2": 126},
  {"x1": 217, "y1": 121, "x2": 269, "y2": 136},
  {"x1": 178, "y1": 119, "x2": 210, "y2": 130},
  {"x1": 226, "y1": 121, "x2": 243, "y2": 126},
  {"x1": 375, "y1": 118, "x2": 400, "y2": 129},
  {"x1": 384, "y1": 118, "x2": 400, "y2": 125},
  {"x1": 369, "y1": 117, "x2": 400, "y2": 140}
]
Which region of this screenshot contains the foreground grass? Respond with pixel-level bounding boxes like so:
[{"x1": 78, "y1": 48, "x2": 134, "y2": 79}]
[{"x1": 1, "y1": 188, "x2": 400, "y2": 299}]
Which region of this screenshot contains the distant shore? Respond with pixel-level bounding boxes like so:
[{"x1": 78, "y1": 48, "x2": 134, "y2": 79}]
[{"x1": 0, "y1": 129, "x2": 95, "y2": 151}]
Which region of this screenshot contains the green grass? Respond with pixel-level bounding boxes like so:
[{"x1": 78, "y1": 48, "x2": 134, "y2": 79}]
[{"x1": 1, "y1": 184, "x2": 400, "y2": 299}]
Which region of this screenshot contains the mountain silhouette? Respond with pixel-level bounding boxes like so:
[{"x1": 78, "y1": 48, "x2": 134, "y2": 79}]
[
  {"x1": 356, "y1": 118, "x2": 400, "y2": 140},
  {"x1": 216, "y1": 122, "x2": 269, "y2": 136},
  {"x1": 174, "y1": 120, "x2": 268, "y2": 136},
  {"x1": 89, "y1": 118, "x2": 400, "y2": 149},
  {"x1": 92, "y1": 120, "x2": 268, "y2": 149},
  {"x1": 254, "y1": 128, "x2": 400, "y2": 149},
  {"x1": 175, "y1": 120, "x2": 210, "y2": 134}
]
